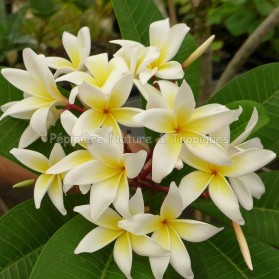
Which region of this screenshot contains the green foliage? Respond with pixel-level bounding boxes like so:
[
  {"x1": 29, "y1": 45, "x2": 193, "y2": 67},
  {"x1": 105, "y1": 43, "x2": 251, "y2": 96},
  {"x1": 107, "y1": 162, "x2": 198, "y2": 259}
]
[
  {"x1": 0, "y1": 195, "x2": 88, "y2": 279},
  {"x1": 210, "y1": 63, "x2": 279, "y2": 154}
]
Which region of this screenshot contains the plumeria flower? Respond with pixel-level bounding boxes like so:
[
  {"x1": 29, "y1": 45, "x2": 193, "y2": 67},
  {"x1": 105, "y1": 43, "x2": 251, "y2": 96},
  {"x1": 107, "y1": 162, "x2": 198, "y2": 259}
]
[
  {"x1": 10, "y1": 143, "x2": 69, "y2": 215},
  {"x1": 112, "y1": 18, "x2": 189, "y2": 83},
  {"x1": 210, "y1": 108, "x2": 267, "y2": 211},
  {"x1": 133, "y1": 80, "x2": 242, "y2": 182},
  {"x1": 119, "y1": 183, "x2": 223, "y2": 279},
  {"x1": 56, "y1": 128, "x2": 147, "y2": 220},
  {"x1": 46, "y1": 27, "x2": 91, "y2": 77},
  {"x1": 111, "y1": 43, "x2": 160, "y2": 84},
  {"x1": 0, "y1": 48, "x2": 68, "y2": 146},
  {"x1": 179, "y1": 139, "x2": 276, "y2": 224},
  {"x1": 55, "y1": 53, "x2": 129, "y2": 104},
  {"x1": 71, "y1": 73, "x2": 143, "y2": 140},
  {"x1": 74, "y1": 189, "x2": 168, "y2": 279}
]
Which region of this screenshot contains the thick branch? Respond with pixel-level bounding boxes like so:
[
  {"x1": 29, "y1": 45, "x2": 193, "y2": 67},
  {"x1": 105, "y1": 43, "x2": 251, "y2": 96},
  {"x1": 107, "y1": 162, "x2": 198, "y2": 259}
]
[{"x1": 213, "y1": 6, "x2": 279, "y2": 93}]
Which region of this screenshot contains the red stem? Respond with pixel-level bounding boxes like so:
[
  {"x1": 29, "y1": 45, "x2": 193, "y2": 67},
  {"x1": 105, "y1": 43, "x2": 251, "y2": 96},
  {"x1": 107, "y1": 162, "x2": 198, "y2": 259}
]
[{"x1": 64, "y1": 103, "x2": 86, "y2": 113}]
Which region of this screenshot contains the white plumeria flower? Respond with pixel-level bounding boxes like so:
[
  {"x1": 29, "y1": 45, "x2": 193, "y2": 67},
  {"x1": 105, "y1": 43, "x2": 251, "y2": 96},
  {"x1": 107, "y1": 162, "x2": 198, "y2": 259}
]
[
  {"x1": 61, "y1": 128, "x2": 147, "y2": 220},
  {"x1": 133, "y1": 80, "x2": 242, "y2": 182},
  {"x1": 74, "y1": 189, "x2": 168, "y2": 279},
  {"x1": 55, "y1": 53, "x2": 129, "y2": 104},
  {"x1": 179, "y1": 141, "x2": 276, "y2": 224},
  {"x1": 111, "y1": 42, "x2": 160, "y2": 84},
  {"x1": 71, "y1": 73, "x2": 143, "y2": 140},
  {"x1": 119, "y1": 183, "x2": 223, "y2": 279},
  {"x1": 210, "y1": 108, "x2": 267, "y2": 210},
  {"x1": 112, "y1": 18, "x2": 189, "y2": 83},
  {"x1": 46, "y1": 26, "x2": 91, "y2": 77},
  {"x1": 0, "y1": 48, "x2": 67, "y2": 143},
  {"x1": 10, "y1": 144, "x2": 69, "y2": 215}
]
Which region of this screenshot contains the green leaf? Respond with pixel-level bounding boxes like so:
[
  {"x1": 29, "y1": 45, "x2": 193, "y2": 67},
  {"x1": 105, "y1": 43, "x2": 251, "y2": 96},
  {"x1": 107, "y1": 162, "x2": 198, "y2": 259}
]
[
  {"x1": 112, "y1": 0, "x2": 163, "y2": 45},
  {"x1": 210, "y1": 63, "x2": 279, "y2": 154},
  {"x1": 188, "y1": 228, "x2": 279, "y2": 279},
  {"x1": 0, "y1": 194, "x2": 88, "y2": 279},
  {"x1": 30, "y1": 215, "x2": 182, "y2": 279}
]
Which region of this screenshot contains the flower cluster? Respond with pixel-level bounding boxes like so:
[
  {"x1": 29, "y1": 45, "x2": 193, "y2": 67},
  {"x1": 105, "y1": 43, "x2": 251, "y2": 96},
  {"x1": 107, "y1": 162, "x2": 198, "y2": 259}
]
[{"x1": 1, "y1": 19, "x2": 276, "y2": 279}]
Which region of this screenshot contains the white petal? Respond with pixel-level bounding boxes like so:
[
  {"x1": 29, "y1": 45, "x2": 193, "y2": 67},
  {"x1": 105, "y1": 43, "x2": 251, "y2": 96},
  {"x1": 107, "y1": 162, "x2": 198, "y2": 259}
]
[
  {"x1": 129, "y1": 188, "x2": 144, "y2": 215},
  {"x1": 47, "y1": 150, "x2": 93, "y2": 174},
  {"x1": 161, "y1": 182, "x2": 184, "y2": 220},
  {"x1": 146, "y1": 93, "x2": 170, "y2": 110},
  {"x1": 133, "y1": 108, "x2": 175, "y2": 133},
  {"x1": 179, "y1": 171, "x2": 213, "y2": 207},
  {"x1": 29, "y1": 106, "x2": 51, "y2": 137},
  {"x1": 152, "y1": 134, "x2": 182, "y2": 183},
  {"x1": 149, "y1": 225, "x2": 170, "y2": 279},
  {"x1": 156, "y1": 61, "x2": 184, "y2": 79},
  {"x1": 232, "y1": 107, "x2": 258, "y2": 145},
  {"x1": 163, "y1": 23, "x2": 190, "y2": 61},
  {"x1": 157, "y1": 80, "x2": 179, "y2": 109},
  {"x1": 64, "y1": 160, "x2": 119, "y2": 185},
  {"x1": 74, "y1": 204, "x2": 92, "y2": 222},
  {"x1": 56, "y1": 71, "x2": 95, "y2": 85},
  {"x1": 72, "y1": 109, "x2": 105, "y2": 140},
  {"x1": 90, "y1": 174, "x2": 122, "y2": 220},
  {"x1": 78, "y1": 82, "x2": 107, "y2": 109},
  {"x1": 10, "y1": 148, "x2": 49, "y2": 173},
  {"x1": 149, "y1": 18, "x2": 170, "y2": 49},
  {"x1": 220, "y1": 149, "x2": 276, "y2": 177},
  {"x1": 114, "y1": 232, "x2": 132, "y2": 279},
  {"x1": 79, "y1": 184, "x2": 91, "y2": 194},
  {"x1": 95, "y1": 207, "x2": 122, "y2": 230},
  {"x1": 46, "y1": 57, "x2": 73, "y2": 69},
  {"x1": 113, "y1": 174, "x2": 130, "y2": 219},
  {"x1": 123, "y1": 150, "x2": 147, "y2": 179},
  {"x1": 108, "y1": 74, "x2": 134, "y2": 108},
  {"x1": 60, "y1": 110, "x2": 78, "y2": 137},
  {"x1": 0, "y1": 97, "x2": 50, "y2": 120},
  {"x1": 87, "y1": 137, "x2": 122, "y2": 168},
  {"x1": 34, "y1": 174, "x2": 55, "y2": 209},
  {"x1": 139, "y1": 67, "x2": 157, "y2": 84},
  {"x1": 111, "y1": 107, "x2": 144, "y2": 127},
  {"x1": 1, "y1": 69, "x2": 44, "y2": 98},
  {"x1": 62, "y1": 31, "x2": 80, "y2": 69},
  {"x1": 77, "y1": 26, "x2": 91, "y2": 65},
  {"x1": 236, "y1": 137, "x2": 263, "y2": 150},
  {"x1": 174, "y1": 80, "x2": 195, "y2": 126},
  {"x1": 183, "y1": 131, "x2": 231, "y2": 166},
  {"x1": 169, "y1": 226, "x2": 194, "y2": 279},
  {"x1": 187, "y1": 106, "x2": 243, "y2": 134},
  {"x1": 130, "y1": 234, "x2": 168, "y2": 257},
  {"x1": 134, "y1": 79, "x2": 160, "y2": 101},
  {"x1": 229, "y1": 177, "x2": 253, "y2": 210},
  {"x1": 75, "y1": 227, "x2": 122, "y2": 254},
  {"x1": 49, "y1": 143, "x2": 66, "y2": 166},
  {"x1": 18, "y1": 125, "x2": 40, "y2": 148},
  {"x1": 236, "y1": 173, "x2": 265, "y2": 199},
  {"x1": 209, "y1": 174, "x2": 244, "y2": 225},
  {"x1": 190, "y1": 104, "x2": 229, "y2": 121},
  {"x1": 170, "y1": 219, "x2": 223, "y2": 242},
  {"x1": 48, "y1": 176, "x2": 66, "y2": 215},
  {"x1": 118, "y1": 213, "x2": 162, "y2": 235}
]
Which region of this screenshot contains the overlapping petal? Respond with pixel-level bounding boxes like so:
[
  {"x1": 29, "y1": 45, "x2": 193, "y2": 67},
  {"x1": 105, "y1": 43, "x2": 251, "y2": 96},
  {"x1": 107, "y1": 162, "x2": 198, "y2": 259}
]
[
  {"x1": 209, "y1": 174, "x2": 244, "y2": 224},
  {"x1": 123, "y1": 150, "x2": 147, "y2": 179}
]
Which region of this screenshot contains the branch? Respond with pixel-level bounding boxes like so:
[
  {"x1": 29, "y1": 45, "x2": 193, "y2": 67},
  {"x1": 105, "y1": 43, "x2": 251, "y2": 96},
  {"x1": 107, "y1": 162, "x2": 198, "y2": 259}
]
[{"x1": 213, "y1": 6, "x2": 279, "y2": 93}]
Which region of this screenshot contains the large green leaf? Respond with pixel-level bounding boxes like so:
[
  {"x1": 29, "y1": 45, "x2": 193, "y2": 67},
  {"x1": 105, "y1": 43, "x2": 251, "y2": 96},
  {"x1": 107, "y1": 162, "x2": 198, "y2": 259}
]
[
  {"x1": 188, "y1": 228, "x2": 279, "y2": 279},
  {"x1": 0, "y1": 194, "x2": 88, "y2": 279},
  {"x1": 210, "y1": 63, "x2": 279, "y2": 154}
]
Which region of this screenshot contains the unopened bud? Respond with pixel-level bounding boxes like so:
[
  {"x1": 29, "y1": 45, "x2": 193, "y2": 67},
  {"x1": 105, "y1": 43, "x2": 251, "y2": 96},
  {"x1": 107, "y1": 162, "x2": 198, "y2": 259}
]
[
  {"x1": 232, "y1": 221, "x2": 253, "y2": 271},
  {"x1": 13, "y1": 179, "x2": 35, "y2": 188},
  {"x1": 182, "y1": 35, "x2": 215, "y2": 69}
]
